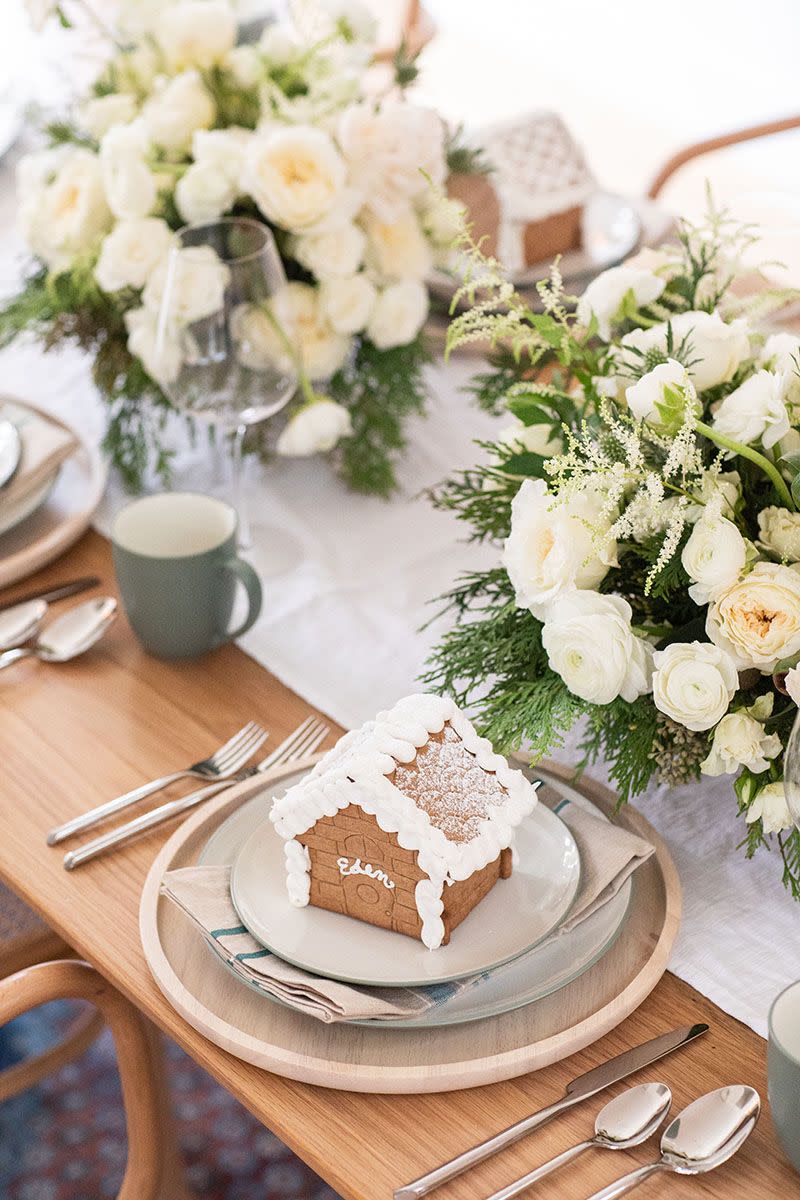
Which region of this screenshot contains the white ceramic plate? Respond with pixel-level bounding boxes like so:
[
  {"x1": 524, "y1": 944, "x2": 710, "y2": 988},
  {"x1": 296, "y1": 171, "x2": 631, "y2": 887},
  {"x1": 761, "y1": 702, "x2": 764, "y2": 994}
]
[
  {"x1": 229, "y1": 794, "x2": 580, "y2": 988},
  {"x1": 0, "y1": 467, "x2": 61, "y2": 538}
]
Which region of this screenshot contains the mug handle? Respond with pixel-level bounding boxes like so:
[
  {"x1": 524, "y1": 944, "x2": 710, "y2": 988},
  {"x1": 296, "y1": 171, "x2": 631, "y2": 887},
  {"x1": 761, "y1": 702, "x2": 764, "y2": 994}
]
[{"x1": 220, "y1": 557, "x2": 263, "y2": 641}]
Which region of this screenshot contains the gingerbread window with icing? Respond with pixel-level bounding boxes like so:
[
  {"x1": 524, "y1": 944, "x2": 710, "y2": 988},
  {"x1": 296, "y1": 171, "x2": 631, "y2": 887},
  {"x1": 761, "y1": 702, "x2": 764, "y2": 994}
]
[{"x1": 269, "y1": 694, "x2": 539, "y2": 949}]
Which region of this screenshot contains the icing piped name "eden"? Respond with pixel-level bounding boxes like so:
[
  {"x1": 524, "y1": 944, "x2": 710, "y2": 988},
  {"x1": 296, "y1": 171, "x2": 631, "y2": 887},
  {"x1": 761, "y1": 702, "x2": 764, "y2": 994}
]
[{"x1": 336, "y1": 856, "x2": 395, "y2": 890}]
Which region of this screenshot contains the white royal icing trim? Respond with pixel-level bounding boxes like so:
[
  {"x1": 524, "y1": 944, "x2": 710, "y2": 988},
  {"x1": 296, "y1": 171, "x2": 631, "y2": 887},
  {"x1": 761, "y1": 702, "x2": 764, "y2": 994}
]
[
  {"x1": 270, "y1": 694, "x2": 538, "y2": 946},
  {"x1": 284, "y1": 839, "x2": 310, "y2": 907}
]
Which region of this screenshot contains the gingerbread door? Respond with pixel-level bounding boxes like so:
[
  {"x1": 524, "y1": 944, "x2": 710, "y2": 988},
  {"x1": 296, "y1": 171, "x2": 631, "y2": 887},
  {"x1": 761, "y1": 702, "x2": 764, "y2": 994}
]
[{"x1": 339, "y1": 829, "x2": 396, "y2": 924}]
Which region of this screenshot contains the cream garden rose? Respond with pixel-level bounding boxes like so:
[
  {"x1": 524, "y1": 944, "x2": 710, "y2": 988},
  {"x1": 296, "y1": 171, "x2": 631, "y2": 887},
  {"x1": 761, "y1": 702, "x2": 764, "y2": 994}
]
[
  {"x1": 156, "y1": 1, "x2": 237, "y2": 72},
  {"x1": 142, "y1": 71, "x2": 215, "y2": 156},
  {"x1": 363, "y1": 211, "x2": 433, "y2": 282},
  {"x1": 503, "y1": 478, "x2": 617, "y2": 620},
  {"x1": 758, "y1": 506, "x2": 800, "y2": 562},
  {"x1": 621, "y1": 310, "x2": 750, "y2": 392},
  {"x1": 236, "y1": 282, "x2": 350, "y2": 380},
  {"x1": 319, "y1": 275, "x2": 377, "y2": 335},
  {"x1": 143, "y1": 245, "x2": 230, "y2": 325},
  {"x1": 746, "y1": 782, "x2": 793, "y2": 835},
  {"x1": 243, "y1": 126, "x2": 346, "y2": 233},
  {"x1": 292, "y1": 224, "x2": 366, "y2": 280},
  {"x1": 712, "y1": 370, "x2": 789, "y2": 450},
  {"x1": 18, "y1": 148, "x2": 111, "y2": 271},
  {"x1": 707, "y1": 561, "x2": 800, "y2": 671},
  {"x1": 366, "y1": 280, "x2": 428, "y2": 350},
  {"x1": 701, "y1": 709, "x2": 781, "y2": 776},
  {"x1": 100, "y1": 120, "x2": 158, "y2": 220},
  {"x1": 541, "y1": 591, "x2": 653, "y2": 705},
  {"x1": 124, "y1": 306, "x2": 182, "y2": 386},
  {"x1": 681, "y1": 513, "x2": 747, "y2": 605},
  {"x1": 80, "y1": 93, "x2": 138, "y2": 139},
  {"x1": 576, "y1": 265, "x2": 665, "y2": 340},
  {"x1": 276, "y1": 398, "x2": 353, "y2": 457},
  {"x1": 94, "y1": 218, "x2": 173, "y2": 292},
  {"x1": 338, "y1": 100, "x2": 445, "y2": 223},
  {"x1": 651, "y1": 641, "x2": 739, "y2": 732}
]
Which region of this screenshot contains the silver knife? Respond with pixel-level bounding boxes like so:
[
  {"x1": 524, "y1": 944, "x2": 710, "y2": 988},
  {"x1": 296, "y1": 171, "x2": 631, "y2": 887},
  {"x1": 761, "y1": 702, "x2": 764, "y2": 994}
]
[
  {"x1": 393, "y1": 1023, "x2": 709, "y2": 1200},
  {"x1": 0, "y1": 576, "x2": 100, "y2": 614}
]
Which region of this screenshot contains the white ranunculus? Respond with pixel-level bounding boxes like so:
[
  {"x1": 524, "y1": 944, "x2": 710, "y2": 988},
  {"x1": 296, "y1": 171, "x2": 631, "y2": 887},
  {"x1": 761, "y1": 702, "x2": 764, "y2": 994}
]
[
  {"x1": 94, "y1": 218, "x2": 173, "y2": 292},
  {"x1": 319, "y1": 274, "x2": 377, "y2": 334},
  {"x1": 338, "y1": 100, "x2": 445, "y2": 223},
  {"x1": 760, "y1": 331, "x2": 800, "y2": 400},
  {"x1": 291, "y1": 223, "x2": 365, "y2": 280},
  {"x1": 502, "y1": 478, "x2": 617, "y2": 620},
  {"x1": 498, "y1": 420, "x2": 563, "y2": 457},
  {"x1": 701, "y1": 711, "x2": 781, "y2": 776},
  {"x1": 621, "y1": 311, "x2": 751, "y2": 392},
  {"x1": 366, "y1": 280, "x2": 428, "y2": 350},
  {"x1": 651, "y1": 641, "x2": 739, "y2": 732},
  {"x1": 142, "y1": 71, "x2": 215, "y2": 156},
  {"x1": 80, "y1": 94, "x2": 138, "y2": 139},
  {"x1": 712, "y1": 370, "x2": 789, "y2": 451},
  {"x1": 625, "y1": 358, "x2": 692, "y2": 423},
  {"x1": 156, "y1": 0, "x2": 236, "y2": 71},
  {"x1": 19, "y1": 148, "x2": 111, "y2": 271},
  {"x1": 707, "y1": 561, "x2": 800, "y2": 671},
  {"x1": 758, "y1": 506, "x2": 800, "y2": 562},
  {"x1": 746, "y1": 782, "x2": 793, "y2": 835},
  {"x1": 243, "y1": 125, "x2": 346, "y2": 233},
  {"x1": 124, "y1": 306, "x2": 183, "y2": 386},
  {"x1": 363, "y1": 210, "x2": 433, "y2": 282},
  {"x1": 276, "y1": 399, "x2": 353, "y2": 457},
  {"x1": 680, "y1": 514, "x2": 747, "y2": 606},
  {"x1": 100, "y1": 120, "x2": 158, "y2": 220},
  {"x1": 175, "y1": 162, "x2": 236, "y2": 223},
  {"x1": 143, "y1": 245, "x2": 230, "y2": 325},
  {"x1": 541, "y1": 591, "x2": 653, "y2": 705},
  {"x1": 576, "y1": 266, "x2": 665, "y2": 340}
]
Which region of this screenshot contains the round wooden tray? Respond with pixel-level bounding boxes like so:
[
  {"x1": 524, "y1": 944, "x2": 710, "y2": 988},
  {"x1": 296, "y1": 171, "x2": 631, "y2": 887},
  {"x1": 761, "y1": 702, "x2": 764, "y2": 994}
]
[{"x1": 140, "y1": 758, "x2": 681, "y2": 1094}]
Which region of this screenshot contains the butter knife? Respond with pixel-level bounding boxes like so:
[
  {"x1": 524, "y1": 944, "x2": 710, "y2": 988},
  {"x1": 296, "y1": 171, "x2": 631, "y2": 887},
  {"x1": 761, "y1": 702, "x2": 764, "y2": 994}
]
[
  {"x1": 393, "y1": 1023, "x2": 709, "y2": 1200},
  {"x1": 0, "y1": 576, "x2": 100, "y2": 614}
]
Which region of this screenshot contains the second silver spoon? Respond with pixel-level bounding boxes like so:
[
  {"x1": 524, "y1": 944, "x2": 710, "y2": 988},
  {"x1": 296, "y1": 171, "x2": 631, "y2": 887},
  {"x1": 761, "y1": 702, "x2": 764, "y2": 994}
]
[
  {"x1": 484, "y1": 1083, "x2": 672, "y2": 1200},
  {"x1": 0, "y1": 596, "x2": 117, "y2": 670}
]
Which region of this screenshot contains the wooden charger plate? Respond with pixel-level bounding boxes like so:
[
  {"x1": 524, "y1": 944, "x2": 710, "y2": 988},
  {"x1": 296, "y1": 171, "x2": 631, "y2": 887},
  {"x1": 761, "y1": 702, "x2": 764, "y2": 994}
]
[{"x1": 140, "y1": 756, "x2": 680, "y2": 1094}]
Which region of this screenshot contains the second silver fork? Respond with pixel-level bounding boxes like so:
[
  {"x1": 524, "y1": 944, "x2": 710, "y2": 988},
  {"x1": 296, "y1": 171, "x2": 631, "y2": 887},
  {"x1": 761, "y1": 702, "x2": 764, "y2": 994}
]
[{"x1": 63, "y1": 715, "x2": 330, "y2": 870}]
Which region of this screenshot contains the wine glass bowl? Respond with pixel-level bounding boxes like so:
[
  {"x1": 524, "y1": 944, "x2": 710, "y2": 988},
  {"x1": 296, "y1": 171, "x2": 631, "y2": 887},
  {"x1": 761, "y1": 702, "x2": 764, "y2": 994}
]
[{"x1": 784, "y1": 709, "x2": 800, "y2": 832}]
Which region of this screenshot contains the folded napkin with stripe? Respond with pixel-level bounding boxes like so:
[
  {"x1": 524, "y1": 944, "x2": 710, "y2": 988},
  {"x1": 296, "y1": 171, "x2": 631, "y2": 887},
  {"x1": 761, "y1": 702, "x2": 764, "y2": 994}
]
[
  {"x1": 160, "y1": 788, "x2": 654, "y2": 1023},
  {"x1": 0, "y1": 400, "x2": 77, "y2": 510}
]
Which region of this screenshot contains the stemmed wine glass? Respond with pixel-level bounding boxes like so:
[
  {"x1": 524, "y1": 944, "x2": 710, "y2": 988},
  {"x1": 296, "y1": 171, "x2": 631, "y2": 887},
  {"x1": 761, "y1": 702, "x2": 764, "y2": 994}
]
[
  {"x1": 784, "y1": 709, "x2": 800, "y2": 831},
  {"x1": 152, "y1": 217, "x2": 298, "y2": 547}
]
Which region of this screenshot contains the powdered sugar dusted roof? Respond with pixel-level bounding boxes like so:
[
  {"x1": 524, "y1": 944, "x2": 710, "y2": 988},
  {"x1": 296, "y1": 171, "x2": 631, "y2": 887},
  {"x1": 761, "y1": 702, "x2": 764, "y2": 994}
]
[{"x1": 269, "y1": 693, "x2": 538, "y2": 884}]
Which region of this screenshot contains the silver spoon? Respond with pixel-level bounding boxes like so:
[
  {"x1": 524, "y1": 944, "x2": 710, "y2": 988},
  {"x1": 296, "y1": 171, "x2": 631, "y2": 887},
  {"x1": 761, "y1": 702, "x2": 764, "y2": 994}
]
[
  {"x1": 0, "y1": 419, "x2": 21, "y2": 490},
  {"x1": 0, "y1": 598, "x2": 48, "y2": 650},
  {"x1": 485, "y1": 1084, "x2": 672, "y2": 1200},
  {"x1": 585, "y1": 1084, "x2": 760, "y2": 1199},
  {"x1": 0, "y1": 597, "x2": 117, "y2": 670}
]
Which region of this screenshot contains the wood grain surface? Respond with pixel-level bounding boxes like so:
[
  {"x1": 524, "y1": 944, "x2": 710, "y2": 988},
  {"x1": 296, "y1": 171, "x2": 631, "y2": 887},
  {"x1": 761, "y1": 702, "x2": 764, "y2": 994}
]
[{"x1": 0, "y1": 530, "x2": 797, "y2": 1199}]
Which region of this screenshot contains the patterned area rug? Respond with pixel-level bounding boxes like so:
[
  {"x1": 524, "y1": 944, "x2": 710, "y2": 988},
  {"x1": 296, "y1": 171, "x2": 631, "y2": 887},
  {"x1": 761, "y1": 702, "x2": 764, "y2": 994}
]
[{"x1": 0, "y1": 1003, "x2": 342, "y2": 1199}]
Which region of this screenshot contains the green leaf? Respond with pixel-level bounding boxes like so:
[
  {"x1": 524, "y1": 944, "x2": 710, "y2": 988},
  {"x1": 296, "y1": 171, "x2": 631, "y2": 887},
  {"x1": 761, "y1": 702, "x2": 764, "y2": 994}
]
[{"x1": 499, "y1": 450, "x2": 547, "y2": 477}]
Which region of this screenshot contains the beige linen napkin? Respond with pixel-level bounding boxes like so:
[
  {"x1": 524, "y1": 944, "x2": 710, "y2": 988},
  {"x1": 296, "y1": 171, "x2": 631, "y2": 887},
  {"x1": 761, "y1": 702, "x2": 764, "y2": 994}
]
[
  {"x1": 0, "y1": 401, "x2": 78, "y2": 510},
  {"x1": 160, "y1": 794, "x2": 654, "y2": 1024}
]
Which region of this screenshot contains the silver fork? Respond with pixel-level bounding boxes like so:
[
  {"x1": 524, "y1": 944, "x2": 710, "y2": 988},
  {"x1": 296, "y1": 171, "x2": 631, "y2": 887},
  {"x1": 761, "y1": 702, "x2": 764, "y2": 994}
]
[
  {"x1": 63, "y1": 716, "x2": 330, "y2": 870},
  {"x1": 48, "y1": 721, "x2": 269, "y2": 846}
]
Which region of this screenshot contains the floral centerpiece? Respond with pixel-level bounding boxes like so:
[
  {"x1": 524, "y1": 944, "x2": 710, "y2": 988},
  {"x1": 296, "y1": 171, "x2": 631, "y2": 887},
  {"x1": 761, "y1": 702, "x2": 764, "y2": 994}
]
[
  {"x1": 3, "y1": 0, "x2": 452, "y2": 494},
  {"x1": 424, "y1": 204, "x2": 800, "y2": 894}
]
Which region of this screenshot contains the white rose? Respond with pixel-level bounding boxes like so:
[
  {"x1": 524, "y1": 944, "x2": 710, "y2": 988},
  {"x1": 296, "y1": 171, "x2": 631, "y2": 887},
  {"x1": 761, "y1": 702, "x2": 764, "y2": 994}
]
[
  {"x1": 143, "y1": 245, "x2": 230, "y2": 324},
  {"x1": 680, "y1": 514, "x2": 747, "y2": 605},
  {"x1": 758, "y1": 506, "x2": 800, "y2": 562},
  {"x1": 94, "y1": 218, "x2": 173, "y2": 292},
  {"x1": 746, "y1": 782, "x2": 793, "y2": 835},
  {"x1": 498, "y1": 420, "x2": 563, "y2": 458},
  {"x1": 19, "y1": 148, "x2": 111, "y2": 271},
  {"x1": 701, "y1": 711, "x2": 781, "y2": 776},
  {"x1": 124, "y1": 306, "x2": 183, "y2": 387},
  {"x1": 760, "y1": 331, "x2": 800, "y2": 401},
  {"x1": 100, "y1": 120, "x2": 158, "y2": 220},
  {"x1": 192, "y1": 128, "x2": 249, "y2": 184},
  {"x1": 175, "y1": 162, "x2": 236, "y2": 223},
  {"x1": 541, "y1": 591, "x2": 653, "y2": 705},
  {"x1": 156, "y1": 1, "x2": 236, "y2": 71},
  {"x1": 364, "y1": 210, "x2": 433, "y2": 282},
  {"x1": 243, "y1": 126, "x2": 346, "y2": 233},
  {"x1": 143, "y1": 71, "x2": 215, "y2": 156},
  {"x1": 707, "y1": 561, "x2": 800, "y2": 671},
  {"x1": 576, "y1": 266, "x2": 665, "y2": 340},
  {"x1": 225, "y1": 44, "x2": 262, "y2": 87},
  {"x1": 502, "y1": 478, "x2": 617, "y2": 620},
  {"x1": 319, "y1": 274, "x2": 377, "y2": 334},
  {"x1": 338, "y1": 100, "x2": 445, "y2": 223},
  {"x1": 621, "y1": 311, "x2": 751, "y2": 392},
  {"x1": 80, "y1": 94, "x2": 138, "y2": 139},
  {"x1": 366, "y1": 280, "x2": 428, "y2": 350},
  {"x1": 712, "y1": 370, "x2": 789, "y2": 450},
  {"x1": 651, "y1": 641, "x2": 739, "y2": 732},
  {"x1": 291, "y1": 223, "x2": 365, "y2": 280},
  {"x1": 625, "y1": 358, "x2": 693, "y2": 423},
  {"x1": 276, "y1": 399, "x2": 353, "y2": 457}
]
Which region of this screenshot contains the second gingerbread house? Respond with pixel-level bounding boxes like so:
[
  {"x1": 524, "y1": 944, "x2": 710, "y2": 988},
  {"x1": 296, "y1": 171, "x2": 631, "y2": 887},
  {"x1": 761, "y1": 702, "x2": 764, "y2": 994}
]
[{"x1": 269, "y1": 694, "x2": 539, "y2": 949}]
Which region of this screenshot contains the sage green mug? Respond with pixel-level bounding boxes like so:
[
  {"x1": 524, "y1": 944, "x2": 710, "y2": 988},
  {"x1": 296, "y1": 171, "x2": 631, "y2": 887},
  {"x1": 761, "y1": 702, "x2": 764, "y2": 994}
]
[
  {"x1": 112, "y1": 493, "x2": 262, "y2": 660},
  {"x1": 768, "y1": 979, "x2": 800, "y2": 1173}
]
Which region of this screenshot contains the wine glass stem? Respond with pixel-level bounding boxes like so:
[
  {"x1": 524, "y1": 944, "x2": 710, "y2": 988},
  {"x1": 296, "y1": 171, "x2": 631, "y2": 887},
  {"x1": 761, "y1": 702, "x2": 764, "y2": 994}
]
[{"x1": 229, "y1": 423, "x2": 251, "y2": 550}]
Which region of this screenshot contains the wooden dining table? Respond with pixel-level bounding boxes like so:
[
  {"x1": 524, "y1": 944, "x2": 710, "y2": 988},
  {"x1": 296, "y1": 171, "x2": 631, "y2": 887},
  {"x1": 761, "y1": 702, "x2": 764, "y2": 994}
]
[{"x1": 0, "y1": 528, "x2": 797, "y2": 1200}]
